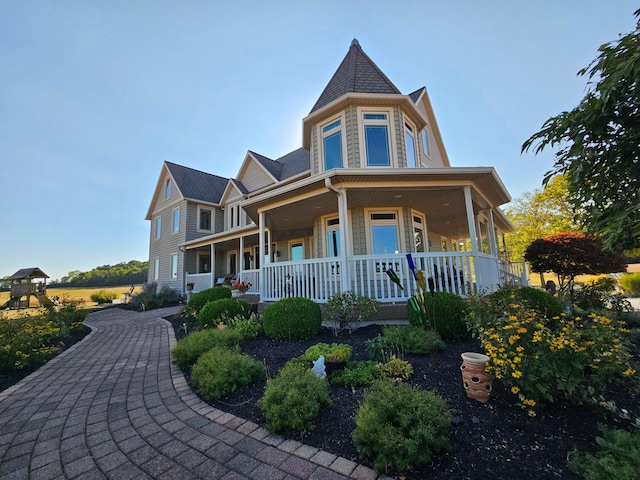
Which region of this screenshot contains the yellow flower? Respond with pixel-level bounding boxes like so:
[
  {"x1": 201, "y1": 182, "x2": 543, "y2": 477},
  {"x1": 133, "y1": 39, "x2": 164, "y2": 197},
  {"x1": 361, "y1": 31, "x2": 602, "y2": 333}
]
[
  {"x1": 517, "y1": 327, "x2": 527, "y2": 334},
  {"x1": 623, "y1": 368, "x2": 636, "y2": 376},
  {"x1": 511, "y1": 386, "x2": 520, "y2": 394},
  {"x1": 511, "y1": 370, "x2": 522, "y2": 379},
  {"x1": 528, "y1": 410, "x2": 536, "y2": 417}
]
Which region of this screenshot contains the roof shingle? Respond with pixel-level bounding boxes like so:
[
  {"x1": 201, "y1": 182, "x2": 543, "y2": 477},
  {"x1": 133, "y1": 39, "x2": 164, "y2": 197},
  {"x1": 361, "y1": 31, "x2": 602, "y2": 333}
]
[{"x1": 165, "y1": 161, "x2": 228, "y2": 204}]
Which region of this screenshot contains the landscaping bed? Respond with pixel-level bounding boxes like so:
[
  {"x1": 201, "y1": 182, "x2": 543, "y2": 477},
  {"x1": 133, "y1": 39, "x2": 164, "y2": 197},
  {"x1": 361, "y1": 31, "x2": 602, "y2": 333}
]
[{"x1": 168, "y1": 314, "x2": 640, "y2": 480}]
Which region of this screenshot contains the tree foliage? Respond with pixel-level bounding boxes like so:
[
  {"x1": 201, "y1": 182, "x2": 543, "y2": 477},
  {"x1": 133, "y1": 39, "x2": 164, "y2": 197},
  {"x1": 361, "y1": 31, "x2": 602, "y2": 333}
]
[
  {"x1": 522, "y1": 10, "x2": 640, "y2": 251},
  {"x1": 524, "y1": 232, "x2": 627, "y2": 298},
  {"x1": 504, "y1": 175, "x2": 580, "y2": 262},
  {"x1": 51, "y1": 260, "x2": 148, "y2": 287}
]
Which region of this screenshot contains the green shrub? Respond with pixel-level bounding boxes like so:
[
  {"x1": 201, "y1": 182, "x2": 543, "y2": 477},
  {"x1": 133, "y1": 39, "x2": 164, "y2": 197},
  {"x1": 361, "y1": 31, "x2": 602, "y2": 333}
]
[
  {"x1": 352, "y1": 381, "x2": 451, "y2": 473},
  {"x1": 329, "y1": 361, "x2": 383, "y2": 388},
  {"x1": 199, "y1": 298, "x2": 250, "y2": 328},
  {"x1": 382, "y1": 325, "x2": 444, "y2": 354},
  {"x1": 569, "y1": 427, "x2": 640, "y2": 480},
  {"x1": 620, "y1": 272, "x2": 640, "y2": 296},
  {"x1": 416, "y1": 292, "x2": 470, "y2": 341},
  {"x1": 191, "y1": 346, "x2": 265, "y2": 401},
  {"x1": 488, "y1": 286, "x2": 564, "y2": 318},
  {"x1": 90, "y1": 290, "x2": 118, "y2": 304},
  {"x1": 262, "y1": 297, "x2": 322, "y2": 341},
  {"x1": 224, "y1": 313, "x2": 262, "y2": 338},
  {"x1": 325, "y1": 291, "x2": 379, "y2": 335},
  {"x1": 171, "y1": 328, "x2": 243, "y2": 371},
  {"x1": 260, "y1": 366, "x2": 331, "y2": 434},
  {"x1": 187, "y1": 287, "x2": 232, "y2": 315},
  {"x1": 132, "y1": 283, "x2": 181, "y2": 310},
  {"x1": 302, "y1": 343, "x2": 352, "y2": 363},
  {"x1": 381, "y1": 356, "x2": 413, "y2": 382}
]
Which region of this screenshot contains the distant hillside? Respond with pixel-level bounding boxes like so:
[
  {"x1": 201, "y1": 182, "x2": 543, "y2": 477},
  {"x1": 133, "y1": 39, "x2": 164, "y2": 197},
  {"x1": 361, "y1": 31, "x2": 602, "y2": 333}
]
[{"x1": 50, "y1": 260, "x2": 148, "y2": 288}]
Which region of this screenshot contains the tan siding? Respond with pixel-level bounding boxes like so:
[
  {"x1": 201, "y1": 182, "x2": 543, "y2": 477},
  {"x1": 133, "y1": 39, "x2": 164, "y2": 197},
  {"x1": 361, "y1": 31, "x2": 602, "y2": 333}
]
[
  {"x1": 214, "y1": 207, "x2": 225, "y2": 233},
  {"x1": 311, "y1": 125, "x2": 320, "y2": 175},
  {"x1": 392, "y1": 106, "x2": 403, "y2": 167},
  {"x1": 314, "y1": 217, "x2": 323, "y2": 257},
  {"x1": 345, "y1": 106, "x2": 359, "y2": 168},
  {"x1": 241, "y1": 160, "x2": 276, "y2": 192},
  {"x1": 147, "y1": 203, "x2": 186, "y2": 292},
  {"x1": 351, "y1": 208, "x2": 367, "y2": 255},
  {"x1": 414, "y1": 100, "x2": 446, "y2": 168}
]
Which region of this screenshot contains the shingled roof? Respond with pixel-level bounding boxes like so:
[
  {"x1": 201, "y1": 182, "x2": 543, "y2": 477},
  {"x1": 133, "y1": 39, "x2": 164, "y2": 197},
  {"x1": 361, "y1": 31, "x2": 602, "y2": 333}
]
[
  {"x1": 310, "y1": 39, "x2": 401, "y2": 113},
  {"x1": 165, "y1": 161, "x2": 229, "y2": 204},
  {"x1": 8, "y1": 268, "x2": 49, "y2": 280},
  {"x1": 249, "y1": 148, "x2": 310, "y2": 182}
]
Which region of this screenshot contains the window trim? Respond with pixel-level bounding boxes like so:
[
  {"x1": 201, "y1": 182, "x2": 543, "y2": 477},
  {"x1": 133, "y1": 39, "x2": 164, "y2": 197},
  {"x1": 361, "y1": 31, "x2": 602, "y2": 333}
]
[
  {"x1": 154, "y1": 216, "x2": 161, "y2": 240},
  {"x1": 404, "y1": 120, "x2": 418, "y2": 168},
  {"x1": 411, "y1": 210, "x2": 428, "y2": 253},
  {"x1": 319, "y1": 114, "x2": 347, "y2": 171},
  {"x1": 197, "y1": 206, "x2": 213, "y2": 233},
  {"x1": 421, "y1": 128, "x2": 431, "y2": 159},
  {"x1": 364, "y1": 208, "x2": 404, "y2": 255},
  {"x1": 288, "y1": 239, "x2": 305, "y2": 261},
  {"x1": 323, "y1": 215, "x2": 341, "y2": 258},
  {"x1": 170, "y1": 253, "x2": 178, "y2": 279},
  {"x1": 153, "y1": 257, "x2": 159, "y2": 281},
  {"x1": 172, "y1": 207, "x2": 180, "y2": 234},
  {"x1": 228, "y1": 203, "x2": 241, "y2": 230},
  {"x1": 358, "y1": 107, "x2": 397, "y2": 168}
]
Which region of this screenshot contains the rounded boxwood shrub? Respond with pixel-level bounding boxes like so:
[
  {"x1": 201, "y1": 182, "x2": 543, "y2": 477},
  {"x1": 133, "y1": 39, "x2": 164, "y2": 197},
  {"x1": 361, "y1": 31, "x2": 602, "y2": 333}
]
[
  {"x1": 199, "y1": 298, "x2": 251, "y2": 328},
  {"x1": 488, "y1": 286, "x2": 564, "y2": 318},
  {"x1": 262, "y1": 297, "x2": 322, "y2": 341},
  {"x1": 170, "y1": 328, "x2": 243, "y2": 371},
  {"x1": 188, "y1": 287, "x2": 232, "y2": 315},
  {"x1": 191, "y1": 346, "x2": 265, "y2": 401},
  {"x1": 302, "y1": 343, "x2": 353, "y2": 363},
  {"x1": 259, "y1": 366, "x2": 331, "y2": 434},
  {"x1": 412, "y1": 292, "x2": 470, "y2": 341},
  {"x1": 352, "y1": 380, "x2": 451, "y2": 473}
]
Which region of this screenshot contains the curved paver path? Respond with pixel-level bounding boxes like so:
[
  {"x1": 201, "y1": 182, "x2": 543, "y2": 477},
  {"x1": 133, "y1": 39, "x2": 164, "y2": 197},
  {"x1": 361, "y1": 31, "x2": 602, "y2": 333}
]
[{"x1": 0, "y1": 308, "x2": 384, "y2": 480}]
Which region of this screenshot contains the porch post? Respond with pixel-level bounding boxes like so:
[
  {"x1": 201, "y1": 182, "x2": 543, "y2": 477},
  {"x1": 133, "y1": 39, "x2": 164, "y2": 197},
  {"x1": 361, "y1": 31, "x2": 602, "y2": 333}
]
[
  {"x1": 475, "y1": 215, "x2": 483, "y2": 252},
  {"x1": 239, "y1": 235, "x2": 244, "y2": 276},
  {"x1": 210, "y1": 243, "x2": 215, "y2": 288},
  {"x1": 337, "y1": 189, "x2": 351, "y2": 292},
  {"x1": 487, "y1": 209, "x2": 497, "y2": 255},
  {"x1": 259, "y1": 211, "x2": 265, "y2": 300},
  {"x1": 464, "y1": 186, "x2": 481, "y2": 286}
]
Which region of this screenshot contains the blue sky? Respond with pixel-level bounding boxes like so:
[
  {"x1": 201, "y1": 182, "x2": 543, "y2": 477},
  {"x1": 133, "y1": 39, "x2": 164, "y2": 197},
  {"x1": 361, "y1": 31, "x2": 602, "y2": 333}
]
[{"x1": 0, "y1": 1, "x2": 636, "y2": 281}]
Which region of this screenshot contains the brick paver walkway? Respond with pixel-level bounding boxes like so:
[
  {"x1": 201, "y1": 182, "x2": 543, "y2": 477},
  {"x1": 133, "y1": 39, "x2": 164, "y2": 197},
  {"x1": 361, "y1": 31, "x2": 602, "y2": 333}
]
[{"x1": 0, "y1": 308, "x2": 384, "y2": 480}]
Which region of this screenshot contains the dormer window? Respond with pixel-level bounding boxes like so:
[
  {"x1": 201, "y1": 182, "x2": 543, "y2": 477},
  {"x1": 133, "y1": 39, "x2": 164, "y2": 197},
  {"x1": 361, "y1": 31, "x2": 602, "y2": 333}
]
[
  {"x1": 404, "y1": 122, "x2": 417, "y2": 168},
  {"x1": 165, "y1": 178, "x2": 171, "y2": 199},
  {"x1": 321, "y1": 118, "x2": 343, "y2": 170},
  {"x1": 362, "y1": 112, "x2": 391, "y2": 167}
]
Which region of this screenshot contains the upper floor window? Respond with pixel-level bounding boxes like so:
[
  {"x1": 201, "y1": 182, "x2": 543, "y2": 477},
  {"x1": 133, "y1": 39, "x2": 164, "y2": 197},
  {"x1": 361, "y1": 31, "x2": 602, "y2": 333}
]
[
  {"x1": 405, "y1": 122, "x2": 417, "y2": 168},
  {"x1": 172, "y1": 208, "x2": 180, "y2": 234},
  {"x1": 171, "y1": 253, "x2": 178, "y2": 278},
  {"x1": 155, "y1": 217, "x2": 161, "y2": 239},
  {"x1": 363, "y1": 112, "x2": 391, "y2": 167},
  {"x1": 422, "y1": 129, "x2": 430, "y2": 157},
  {"x1": 165, "y1": 178, "x2": 171, "y2": 199},
  {"x1": 199, "y1": 207, "x2": 212, "y2": 231},
  {"x1": 321, "y1": 118, "x2": 343, "y2": 170},
  {"x1": 228, "y1": 204, "x2": 241, "y2": 230},
  {"x1": 153, "y1": 257, "x2": 159, "y2": 281}
]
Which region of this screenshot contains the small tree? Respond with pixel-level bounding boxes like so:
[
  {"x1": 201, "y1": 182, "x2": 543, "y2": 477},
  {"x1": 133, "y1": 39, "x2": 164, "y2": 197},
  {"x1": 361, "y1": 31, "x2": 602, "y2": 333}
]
[{"x1": 524, "y1": 232, "x2": 626, "y2": 303}]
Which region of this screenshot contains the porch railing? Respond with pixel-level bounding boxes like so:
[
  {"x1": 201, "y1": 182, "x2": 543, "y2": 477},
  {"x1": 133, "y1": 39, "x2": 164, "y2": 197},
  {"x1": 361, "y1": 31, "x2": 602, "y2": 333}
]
[
  {"x1": 185, "y1": 272, "x2": 213, "y2": 293},
  {"x1": 262, "y1": 258, "x2": 342, "y2": 302},
  {"x1": 238, "y1": 269, "x2": 260, "y2": 295}
]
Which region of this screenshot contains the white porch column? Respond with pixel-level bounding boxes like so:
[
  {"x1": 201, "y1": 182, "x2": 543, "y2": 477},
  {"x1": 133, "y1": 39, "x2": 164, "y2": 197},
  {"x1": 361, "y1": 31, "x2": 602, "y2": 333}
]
[
  {"x1": 210, "y1": 243, "x2": 215, "y2": 288},
  {"x1": 337, "y1": 188, "x2": 351, "y2": 291},
  {"x1": 464, "y1": 186, "x2": 481, "y2": 287},
  {"x1": 259, "y1": 211, "x2": 265, "y2": 300},
  {"x1": 239, "y1": 235, "x2": 245, "y2": 274},
  {"x1": 487, "y1": 209, "x2": 498, "y2": 255},
  {"x1": 475, "y1": 215, "x2": 483, "y2": 252}
]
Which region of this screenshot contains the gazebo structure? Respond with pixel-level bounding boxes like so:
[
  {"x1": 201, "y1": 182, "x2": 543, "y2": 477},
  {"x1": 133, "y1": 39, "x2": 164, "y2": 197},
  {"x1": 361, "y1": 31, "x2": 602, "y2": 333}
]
[{"x1": 2, "y1": 268, "x2": 50, "y2": 310}]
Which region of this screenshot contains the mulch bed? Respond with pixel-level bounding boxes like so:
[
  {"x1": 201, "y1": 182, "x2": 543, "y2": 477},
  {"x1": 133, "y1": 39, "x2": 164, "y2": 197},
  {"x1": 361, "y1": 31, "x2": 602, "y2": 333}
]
[{"x1": 167, "y1": 315, "x2": 640, "y2": 480}]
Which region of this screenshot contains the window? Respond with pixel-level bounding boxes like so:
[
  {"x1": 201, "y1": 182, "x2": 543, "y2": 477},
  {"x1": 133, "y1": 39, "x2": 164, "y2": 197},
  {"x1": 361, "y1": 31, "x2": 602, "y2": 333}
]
[
  {"x1": 198, "y1": 253, "x2": 210, "y2": 273},
  {"x1": 412, "y1": 212, "x2": 427, "y2": 252},
  {"x1": 229, "y1": 253, "x2": 237, "y2": 275},
  {"x1": 326, "y1": 218, "x2": 340, "y2": 257},
  {"x1": 290, "y1": 241, "x2": 304, "y2": 261},
  {"x1": 363, "y1": 113, "x2": 391, "y2": 166},
  {"x1": 228, "y1": 204, "x2": 241, "y2": 229},
  {"x1": 405, "y1": 122, "x2": 417, "y2": 168},
  {"x1": 199, "y1": 208, "x2": 212, "y2": 231},
  {"x1": 321, "y1": 118, "x2": 343, "y2": 170},
  {"x1": 172, "y1": 208, "x2": 180, "y2": 234},
  {"x1": 422, "y1": 129, "x2": 430, "y2": 157},
  {"x1": 171, "y1": 254, "x2": 178, "y2": 279},
  {"x1": 155, "y1": 217, "x2": 161, "y2": 239},
  {"x1": 165, "y1": 178, "x2": 171, "y2": 199},
  {"x1": 369, "y1": 212, "x2": 400, "y2": 254},
  {"x1": 153, "y1": 257, "x2": 159, "y2": 281}
]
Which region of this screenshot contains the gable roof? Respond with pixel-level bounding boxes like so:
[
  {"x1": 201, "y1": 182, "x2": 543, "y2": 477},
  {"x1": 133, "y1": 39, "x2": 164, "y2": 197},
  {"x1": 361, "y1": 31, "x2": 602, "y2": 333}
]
[
  {"x1": 276, "y1": 148, "x2": 310, "y2": 180},
  {"x1": 310, "y1": 39, "x2": 401, "y2": 113},
  {"x1": 248, "y1": 151, "x2": 283, "y2": 180},
  {"x1": 165, "y1": 161, "x2": 228, "y2": 204},
  {"x1": 9, "y1": 268, "x2": 49, "y2": 280},
  {"x1": 408, "y1": 87, "x2": 426, "y2": 103}
]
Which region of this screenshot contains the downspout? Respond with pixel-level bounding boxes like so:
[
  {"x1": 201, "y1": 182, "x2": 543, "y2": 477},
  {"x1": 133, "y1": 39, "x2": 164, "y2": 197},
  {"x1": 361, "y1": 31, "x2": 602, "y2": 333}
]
[{"x1": 325, "y1": 178, "x2": 350, "y2": 292}]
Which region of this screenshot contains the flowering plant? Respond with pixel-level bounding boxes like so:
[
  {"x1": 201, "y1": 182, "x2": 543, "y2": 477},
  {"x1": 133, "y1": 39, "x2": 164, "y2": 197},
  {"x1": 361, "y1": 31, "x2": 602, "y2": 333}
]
[
  {"x1": 467, "y1": 295, "x2": 635, "y2": 417},
  {"x1": 186, "y1": 282, "x2": 195, "y2": 290},
  {"x1": 231, "y1": 280, "x2": 251, "y2": 293}
]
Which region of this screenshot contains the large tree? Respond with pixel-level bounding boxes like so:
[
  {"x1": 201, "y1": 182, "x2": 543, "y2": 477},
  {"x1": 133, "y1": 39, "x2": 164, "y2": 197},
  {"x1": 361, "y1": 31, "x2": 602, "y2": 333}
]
[
  {"x1": 504, "y1": 175, "x2": 579, "y2": 263},
  {"x1": 522, "y1": 10, "x2": 640, "y2": 251}
]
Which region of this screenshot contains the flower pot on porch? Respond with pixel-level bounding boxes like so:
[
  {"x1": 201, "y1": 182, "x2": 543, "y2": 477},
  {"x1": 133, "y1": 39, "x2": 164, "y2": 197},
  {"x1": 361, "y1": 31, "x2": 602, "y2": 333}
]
[
  {"x1": 231, "y1": 289, "x2": 243, "y2": 298},
  {"x1": 460, "y1": 352, "x2": 493, "y2": 403}
]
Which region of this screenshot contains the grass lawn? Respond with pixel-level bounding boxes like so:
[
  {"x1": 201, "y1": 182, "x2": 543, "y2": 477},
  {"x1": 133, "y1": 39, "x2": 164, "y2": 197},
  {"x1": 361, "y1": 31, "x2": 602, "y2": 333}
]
[{"x1": 0, "y1": 285, "x2": 142, "y2": 319}]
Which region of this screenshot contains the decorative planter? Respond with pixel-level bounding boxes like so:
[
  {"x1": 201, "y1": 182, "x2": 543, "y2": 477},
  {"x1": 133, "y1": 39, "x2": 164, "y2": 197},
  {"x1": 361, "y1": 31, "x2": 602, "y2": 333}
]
[
  {"x1": 460, "y1": 352, "x2": 493, "y2": 403},
  {"x1": 231, "y1": 289, "x2": 244, "y2": 298}
]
